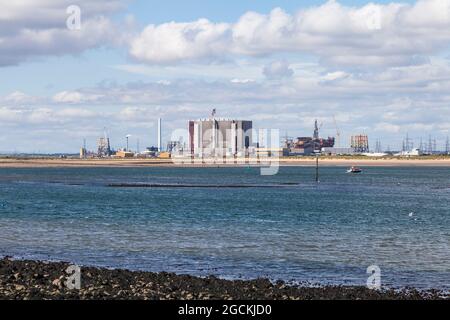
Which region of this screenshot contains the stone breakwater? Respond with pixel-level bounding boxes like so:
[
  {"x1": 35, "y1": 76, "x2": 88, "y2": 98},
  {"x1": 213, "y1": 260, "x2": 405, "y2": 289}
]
[{"x1": 0, "y1": 257, "x2": 448, "y2": 300}]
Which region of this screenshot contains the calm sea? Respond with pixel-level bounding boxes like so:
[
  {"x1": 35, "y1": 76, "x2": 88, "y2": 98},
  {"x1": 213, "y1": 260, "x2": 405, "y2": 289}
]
[{"x1": 0, "y1": 166, "x2": 449, "y2": 290}]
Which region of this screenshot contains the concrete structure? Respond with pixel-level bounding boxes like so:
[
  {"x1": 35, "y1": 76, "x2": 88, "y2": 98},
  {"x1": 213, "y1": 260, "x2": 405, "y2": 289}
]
[
  {"x1": 362, "y1": 152, "x2": 388, "y2": 157},
  {"x1": 79, "y1": 147, "x2": 87, "y2": 159},
  {"x1": 289, "y1": 146, "x2": 315, "y2": 156},
  {"x1": 189, "y1": 118, "x2": 252, "y2": 157},
  {"x1": 115, "y1": 150, "x2": 134, "y2": 158},
  {"x1": 158, "y1": 151, "x2": 171, "y2": 159},
  {"x1": 321, "y1": 147, "x2": 355, "y2": 155},
  {"x1": 80, "y1": 138, "x2": 87, "y2": 159},
  {"x1": 255, "y1": 147, "x2": 288, "y2": 157},
  {"x1": 157, "y1": 118, "x2": 162, "y2": 152},
  {"x1": 395, "y1": 148, "x2": 422, "y2": 157}
]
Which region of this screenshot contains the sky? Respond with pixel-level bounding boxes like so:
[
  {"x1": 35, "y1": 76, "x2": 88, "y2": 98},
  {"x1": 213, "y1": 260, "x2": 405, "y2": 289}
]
[{"x1": 0, "y1": 0, "x2": 449, "y2": 153}]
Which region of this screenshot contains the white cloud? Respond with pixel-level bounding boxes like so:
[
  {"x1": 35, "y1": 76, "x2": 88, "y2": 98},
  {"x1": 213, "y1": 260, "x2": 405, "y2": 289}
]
[
  {"x1": 0, "y1": 0, "x2": 124, "y2": 24},
  {"x1": 28, "y1": 59, "x2": 450, "y2": 113},
  {"x1": 230, "y1": 78, "x2": 255, "y2": 84},
  {"x1": 129, "y1": 0, "x2": 450, "y2": 67},
  {"x1": 118, "y1": 106, "x2": 159, "y2": 121},
  {"x1": 321, "y1": 71, "x2": 350, "y2": 82},
  {"x1": 53, "y1": 91, "x2": 83, "y2": 103},
  {"x1": 56, "y1": 108, "x2": 97, "y2": 118},
  {"x1": 53, "y1": 91, "x2": 103, "y2": 103},
  {"x1": 157, "y1": 80, "x2": 171, "y2": 86},
  {"x1": 0, "y1": 105, "x2": 99, "y2": 125},
  {"x1": 3, "y1": 91, "x2": 36, "y2": 103},
  {"x1": 263, "y1": 60, "x2": 294, "y2": 79},
  {"x1": 374, "y1": 122, "x2": 402, "y2": 133},
  {"x1": 129, "y1": 18, "x2": 230, "y2": 64},
  {"x1": 0, "y1": 106, "x2": 24, "y2": 121},
  {"x1": 28, "y1": 108, "x2": 54, "y2": 124},
  {"x1": 0, "y1": 0, "x2": 127, "y2": 66},
  {"x1": 113, "y1": 60, "x2": 265, "y2": 80}
]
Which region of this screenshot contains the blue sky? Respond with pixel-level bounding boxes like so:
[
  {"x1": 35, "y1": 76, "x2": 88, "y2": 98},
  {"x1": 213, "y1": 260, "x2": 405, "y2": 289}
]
[
  {"x1": 3, "y1": 0, "x2": 418, "y2": 96},
  {"x1": 127, "y1": 0, "x2": 417, "y2": 23},
  {"x1": 0, "y1": 0, "x2": 449, "y2": 153}
]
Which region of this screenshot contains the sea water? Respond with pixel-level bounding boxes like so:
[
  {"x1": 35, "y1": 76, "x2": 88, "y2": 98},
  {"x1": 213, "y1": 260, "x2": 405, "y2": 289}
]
[{"x1": 0, "y1": 166, "x2": 448, "y2": 290}]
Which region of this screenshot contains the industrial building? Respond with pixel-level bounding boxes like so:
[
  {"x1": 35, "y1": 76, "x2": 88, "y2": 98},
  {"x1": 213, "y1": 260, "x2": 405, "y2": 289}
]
[
  {"x1": 284, "y1": 120, "x2": 335, "y2": 156},
  {"x1": 189, "y1": 117, "x2": 252, "y2": 157},
  {"x1": 115, "y1": 150, "x2": 134, "y2": 158},
  {"x1": 255, "y1": 147, "x2": 288, "y2": 157},
  {"x1": 97, "y1": 136, "x2": 112, "y2": 157},
  {"x1": 321, "y1": 147, "x2": 355, "y2": 155},
  {"x1": 351, "y1": 135, "x2": 369, "y2": 153},
  {"x1": 395, "y1": 148, "x2": 422, "y2": 157}
]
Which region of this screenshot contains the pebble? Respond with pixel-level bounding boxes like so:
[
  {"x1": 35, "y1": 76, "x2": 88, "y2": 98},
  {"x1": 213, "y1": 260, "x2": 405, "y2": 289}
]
[{"x1": 0, "y1": 257, "x2": 446, "y2": 300}]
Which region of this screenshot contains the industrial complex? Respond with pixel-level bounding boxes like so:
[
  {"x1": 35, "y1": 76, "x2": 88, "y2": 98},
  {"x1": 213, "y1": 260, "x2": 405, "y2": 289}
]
[
  {"x1": 189, "y1": 117, "x2": 252, "y2": 158},
  {"x1": 283, "y1": 120, "x2": 336, "y2": 156},
  {"x1": 77, "y1": 110, "x2": 450, "y2": 160}
]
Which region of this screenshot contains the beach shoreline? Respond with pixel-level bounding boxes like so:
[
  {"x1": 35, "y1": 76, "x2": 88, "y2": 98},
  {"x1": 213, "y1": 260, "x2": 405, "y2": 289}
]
[
  {"x1": 1, "y1": 157, "x2": 450, "y2": 168},
  {"x1": 0, "y1": 257, "x2": 447, "y2": 300}
]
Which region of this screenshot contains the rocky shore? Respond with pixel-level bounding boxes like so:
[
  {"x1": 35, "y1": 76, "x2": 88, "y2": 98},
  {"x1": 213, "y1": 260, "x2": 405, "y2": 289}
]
[{"x1": 0, "y1": 257, "x2": 447, "y2": 300}]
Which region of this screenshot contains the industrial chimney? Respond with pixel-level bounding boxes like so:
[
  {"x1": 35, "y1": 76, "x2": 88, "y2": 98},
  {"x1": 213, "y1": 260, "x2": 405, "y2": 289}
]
[{"x1": 158, "y1": 118, "x2": 162, "y2": 152}]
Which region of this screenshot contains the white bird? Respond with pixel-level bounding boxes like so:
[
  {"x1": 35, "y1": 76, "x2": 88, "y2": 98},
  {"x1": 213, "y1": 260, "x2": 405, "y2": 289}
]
[{"x1": 409, "y1": 212, "x2": 414, "y2": 217}]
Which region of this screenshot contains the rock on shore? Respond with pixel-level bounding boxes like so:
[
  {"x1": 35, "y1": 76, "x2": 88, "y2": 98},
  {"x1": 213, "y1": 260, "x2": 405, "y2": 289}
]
[{"x1": 0, "y1": 257, "x2": 447, "y2": 300}]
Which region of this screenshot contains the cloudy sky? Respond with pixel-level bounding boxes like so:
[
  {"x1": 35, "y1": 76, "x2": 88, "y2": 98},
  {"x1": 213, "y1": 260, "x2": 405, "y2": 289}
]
[{"x1": 1, "y1": 0, "x2": 449, "y2": 153}]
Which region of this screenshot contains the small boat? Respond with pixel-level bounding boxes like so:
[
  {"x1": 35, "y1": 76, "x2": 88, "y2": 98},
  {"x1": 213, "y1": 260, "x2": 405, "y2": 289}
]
[{"x1": 347, "y1": 166, "x2": 362, "y2": 173}]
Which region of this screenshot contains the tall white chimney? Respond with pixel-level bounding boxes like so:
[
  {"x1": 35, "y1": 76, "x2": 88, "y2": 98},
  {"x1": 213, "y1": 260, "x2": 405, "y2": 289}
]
[{"x1": 157, "y1": 118, "x2": 162, "y2": 152}]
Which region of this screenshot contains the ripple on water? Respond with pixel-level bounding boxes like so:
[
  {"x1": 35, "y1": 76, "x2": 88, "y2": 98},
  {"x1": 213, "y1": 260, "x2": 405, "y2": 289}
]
[{"x1": 0, "y1": 166, "x2": 449, "y2": 290}]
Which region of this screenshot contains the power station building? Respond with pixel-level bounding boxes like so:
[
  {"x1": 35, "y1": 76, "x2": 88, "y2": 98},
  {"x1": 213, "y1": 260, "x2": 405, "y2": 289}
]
[{"x1": 189, "y1": 118, "x2": 252, "y2": 157}]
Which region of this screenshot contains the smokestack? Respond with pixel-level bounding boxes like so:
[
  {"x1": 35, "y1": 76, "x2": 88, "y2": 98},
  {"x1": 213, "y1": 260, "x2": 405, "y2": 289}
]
[{"x1": 158, "y1": 118, "x2": 162, "y2": 152}]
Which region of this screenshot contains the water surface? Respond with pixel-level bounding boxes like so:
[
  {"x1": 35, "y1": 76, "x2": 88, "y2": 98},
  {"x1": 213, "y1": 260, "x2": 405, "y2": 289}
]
[{"x1": 0, "y1": 166, "x2": 448, "y2": 290}]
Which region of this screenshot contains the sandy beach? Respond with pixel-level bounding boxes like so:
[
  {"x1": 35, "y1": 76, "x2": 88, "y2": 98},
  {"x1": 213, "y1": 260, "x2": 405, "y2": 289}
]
[{"x1": 0, "y1": 157, "x2": 449, "y2": 168}]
